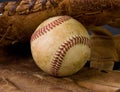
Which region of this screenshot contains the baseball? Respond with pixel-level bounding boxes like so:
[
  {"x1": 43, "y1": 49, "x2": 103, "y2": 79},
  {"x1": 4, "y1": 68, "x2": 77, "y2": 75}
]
[{"x1": 30, "y1": 16, "x2": 91, "y2": 77}]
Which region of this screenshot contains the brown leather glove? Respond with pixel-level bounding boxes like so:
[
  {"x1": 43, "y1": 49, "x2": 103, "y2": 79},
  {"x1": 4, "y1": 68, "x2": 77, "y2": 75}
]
[{"x1": 0, "y1": 0, "x2": 120, "y2": 46}]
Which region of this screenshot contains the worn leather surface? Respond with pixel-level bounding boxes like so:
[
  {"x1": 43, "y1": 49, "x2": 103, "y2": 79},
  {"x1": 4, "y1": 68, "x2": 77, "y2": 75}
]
[{"x1": 0, "y1": 54, "x2": 120, "y2": 92}]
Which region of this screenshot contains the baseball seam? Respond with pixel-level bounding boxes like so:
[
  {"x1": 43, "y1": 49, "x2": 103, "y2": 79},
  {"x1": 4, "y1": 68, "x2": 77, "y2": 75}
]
[
  {"x1": 31, "y1": 16, "x2": 71, "y2": 42},
  {"x1": 51, "y1": 35, "x2": 90, "y2": 76}
]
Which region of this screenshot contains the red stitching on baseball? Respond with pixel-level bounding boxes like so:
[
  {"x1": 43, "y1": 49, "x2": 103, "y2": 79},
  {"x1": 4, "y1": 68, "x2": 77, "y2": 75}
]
[
  {"x1": 51, "y1": 35, "x2": 90, "y2": 76},
  {"x1": 30, "y1": 16, "x2": 71, "y2": 42}
]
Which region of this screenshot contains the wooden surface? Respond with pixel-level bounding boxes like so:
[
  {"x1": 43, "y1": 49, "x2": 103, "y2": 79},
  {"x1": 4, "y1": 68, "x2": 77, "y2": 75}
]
[{"x1": 0, "y1": 56, "x2": 120, "y2": 92}]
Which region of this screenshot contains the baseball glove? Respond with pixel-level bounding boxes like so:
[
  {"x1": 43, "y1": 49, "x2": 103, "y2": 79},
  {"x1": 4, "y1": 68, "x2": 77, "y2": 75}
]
[{"x1": 0, "y1": 0, "x2": 120, "y2": 46}]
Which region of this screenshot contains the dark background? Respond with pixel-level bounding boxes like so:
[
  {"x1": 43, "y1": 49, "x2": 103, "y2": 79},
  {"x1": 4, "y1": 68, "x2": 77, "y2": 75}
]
[
  {"x1": 104, "y1": 25, "x2": 120, "y2": 35},
  {"x1": 0, "y1": 0, "x2": 17, "y2": 2}
]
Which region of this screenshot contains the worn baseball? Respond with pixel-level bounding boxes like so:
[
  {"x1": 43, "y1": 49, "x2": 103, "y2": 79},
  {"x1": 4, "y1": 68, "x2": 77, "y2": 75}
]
[{"x1": 30, "y1": 16, "x2": 91, "y2": 77}]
